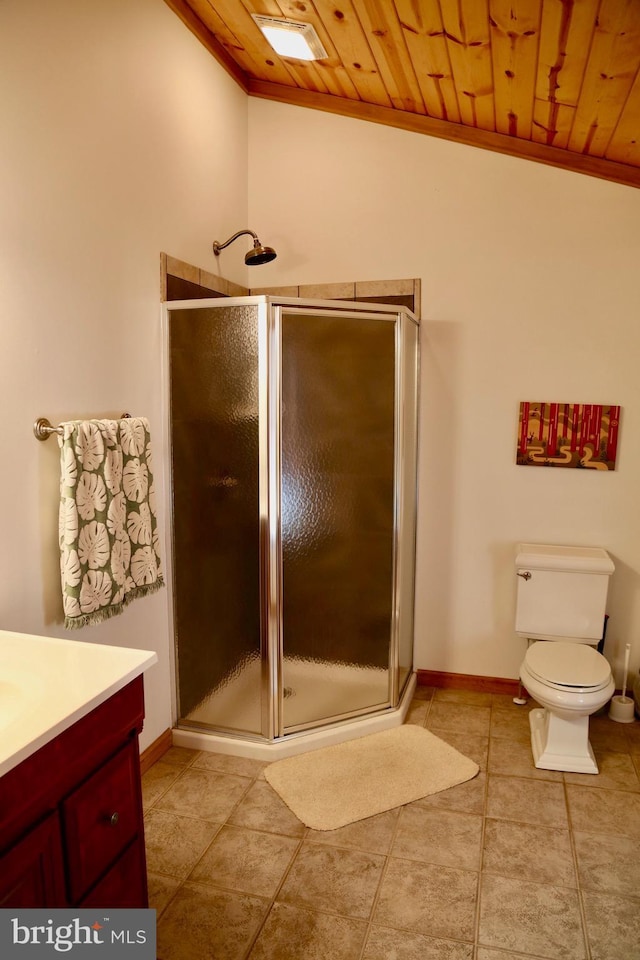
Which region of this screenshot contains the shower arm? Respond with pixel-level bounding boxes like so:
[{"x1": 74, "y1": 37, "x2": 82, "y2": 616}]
[{"x1": 213, "y1": 230, "x2": 259, "y2": 256}]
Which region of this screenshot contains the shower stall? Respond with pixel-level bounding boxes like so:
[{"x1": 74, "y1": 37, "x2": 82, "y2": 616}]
[{"x1": 163, "y1": 296, "x2": 419, "y2": 759}]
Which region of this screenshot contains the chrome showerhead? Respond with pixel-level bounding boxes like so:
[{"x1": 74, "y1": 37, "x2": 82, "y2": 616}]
[{"x1": 213, "y1": 229, "x2": 277, "y2": 265}]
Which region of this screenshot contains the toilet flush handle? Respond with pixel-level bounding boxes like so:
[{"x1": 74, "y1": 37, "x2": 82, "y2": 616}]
[{"x1": 517, "y1": 570, "x2": 532, "y2": 581}]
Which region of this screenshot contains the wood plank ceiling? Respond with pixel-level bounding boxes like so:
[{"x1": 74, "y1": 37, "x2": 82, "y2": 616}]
[{"x1": 165, "y1": 0, "x2": 640, "y2": 188}]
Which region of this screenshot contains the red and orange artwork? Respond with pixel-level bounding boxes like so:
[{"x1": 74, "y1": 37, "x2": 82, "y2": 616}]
[{"x1": 516, "y1": 402, "x2": 620, "y2": 470}]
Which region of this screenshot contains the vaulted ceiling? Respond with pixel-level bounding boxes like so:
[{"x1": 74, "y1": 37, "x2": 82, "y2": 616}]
[{"x1": 165, "y1": 0, "x2": 640, "y2": 189}]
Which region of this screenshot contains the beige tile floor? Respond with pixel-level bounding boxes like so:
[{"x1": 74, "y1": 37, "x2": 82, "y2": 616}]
[{"x1": 142, "y1": 688, "x2": 640, "y2": 960}]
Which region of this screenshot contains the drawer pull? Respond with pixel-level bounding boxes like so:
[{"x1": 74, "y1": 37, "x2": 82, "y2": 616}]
[{"x1": 107, "y1": 812, "x2": 120, "y2": 827}]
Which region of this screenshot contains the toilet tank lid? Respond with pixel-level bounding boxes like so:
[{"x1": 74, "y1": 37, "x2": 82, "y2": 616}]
[{"x1": 516, "y1": 543, "x2": 614, "y2": 575}]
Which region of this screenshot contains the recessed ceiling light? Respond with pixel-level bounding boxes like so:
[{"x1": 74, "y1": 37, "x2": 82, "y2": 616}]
[{"x1": 252, "y1": 15, "x2": 328, "y2": 62}]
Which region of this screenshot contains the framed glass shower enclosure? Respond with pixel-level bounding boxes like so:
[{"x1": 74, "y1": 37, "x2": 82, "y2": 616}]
[{"x1": 164, "y1": 296, "x2": 419, "y2": 744}]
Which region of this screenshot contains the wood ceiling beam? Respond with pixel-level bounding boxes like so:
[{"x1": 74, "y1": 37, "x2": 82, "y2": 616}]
[
  {"x1": 163, "y1": 0, "x2": 250, "y2": 93},
  {"x1": 248, "y1": 80, "x2": 640, "y2": 190}
]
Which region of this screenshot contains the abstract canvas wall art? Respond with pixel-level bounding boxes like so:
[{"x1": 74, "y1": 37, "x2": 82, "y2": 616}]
[{"x1": 516, "y1": 402, "x2": 620, "y2": 470}]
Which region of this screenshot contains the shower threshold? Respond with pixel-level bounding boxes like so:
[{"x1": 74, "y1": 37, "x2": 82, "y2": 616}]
[{"x1": 173, "y1": 660, "x2": 416, "y2": 761}]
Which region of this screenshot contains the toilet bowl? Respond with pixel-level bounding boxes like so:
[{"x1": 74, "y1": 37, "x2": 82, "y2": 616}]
[{"x1": 520, "y1": 641, "x2": 614, "y2": 774}]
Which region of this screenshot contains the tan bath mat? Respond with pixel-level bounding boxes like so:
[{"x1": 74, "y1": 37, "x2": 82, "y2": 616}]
[{"x1": 264, "y1": 724, "x2": 479, "y2": 831}]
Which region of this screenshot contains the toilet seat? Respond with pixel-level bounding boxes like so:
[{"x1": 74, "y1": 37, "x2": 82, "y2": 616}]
[{"x1": 524, "y1": 641, "x2": 611, "y2": 693}]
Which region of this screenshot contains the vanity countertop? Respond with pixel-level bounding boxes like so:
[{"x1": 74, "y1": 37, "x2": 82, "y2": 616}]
[{"x1": 0, "y1": 629, "x2": 157, "y2": 777}]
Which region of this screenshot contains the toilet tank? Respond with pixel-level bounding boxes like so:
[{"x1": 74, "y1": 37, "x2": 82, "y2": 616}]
[{"x1": 515, "y1": 543, "x2": 614, "y2": 643}]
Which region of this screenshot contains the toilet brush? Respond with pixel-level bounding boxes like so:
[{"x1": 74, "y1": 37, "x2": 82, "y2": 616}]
[
  {"x1": 622, "y1": 643, "x2": 631, "y2": 701},
  {"x1": 609, "y1": 642, "x2": 635, "y2": 723}
]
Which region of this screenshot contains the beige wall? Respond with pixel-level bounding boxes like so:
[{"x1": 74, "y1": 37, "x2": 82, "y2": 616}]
[
  {"x1": 2, "y1": 1, "x2": 639, "y2": 756},
  {"x1": 248, "y1": 99, "x2": 640, "y2": 687},
  {"x1": 0, "y1": 0, "x2": 249, "y2": 748}
]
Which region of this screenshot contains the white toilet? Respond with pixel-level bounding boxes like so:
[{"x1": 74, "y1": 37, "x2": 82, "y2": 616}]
[{"x1": 515, "y1": 543, "x2": 615, "y2": 774}]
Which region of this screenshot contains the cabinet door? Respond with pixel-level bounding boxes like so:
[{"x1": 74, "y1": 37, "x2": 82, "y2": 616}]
[
  {"x1": 63, "y1": 739, "x2": 141, "y2": 903},
  {"x1": 0, "y1": 812, "x2": 67, "y2": 907},
  {"x1": 80, "y1": 839, "x2": 148, "y2": 908}
]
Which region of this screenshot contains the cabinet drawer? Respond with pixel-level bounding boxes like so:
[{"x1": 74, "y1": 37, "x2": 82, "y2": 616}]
[{"x1": 63, "y1": 740, "x2": 140, "y2": 902}]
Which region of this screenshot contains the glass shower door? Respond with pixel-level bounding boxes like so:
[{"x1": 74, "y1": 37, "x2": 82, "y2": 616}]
[
  {"x1": 279, "y1": 309, "x2": 397, "y2": 732},
  {"x1": 167, "y1": 296, "x2": 418, "y2": 745},
  {"x1": 169, "y1": 303, "x2": 264, "y2": 737}
]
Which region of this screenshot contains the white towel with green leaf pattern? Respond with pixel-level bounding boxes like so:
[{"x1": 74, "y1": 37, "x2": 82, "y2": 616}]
[{"x1": 58, "y1": 417, "x2": 164, "y2": 628}]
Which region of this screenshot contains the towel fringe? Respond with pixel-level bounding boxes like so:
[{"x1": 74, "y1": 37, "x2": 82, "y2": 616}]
[{"x1": 64, "y1": 578, "x2": 165, "y2": 631}]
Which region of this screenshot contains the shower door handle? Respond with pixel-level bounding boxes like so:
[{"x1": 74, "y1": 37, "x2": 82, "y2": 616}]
[{"x1": 207, "y1": 475, "x2": 238, "y2": 488}]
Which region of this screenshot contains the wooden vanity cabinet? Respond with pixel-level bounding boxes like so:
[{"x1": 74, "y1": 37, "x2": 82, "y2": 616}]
[
  {"x1": 0, "y1": 677, "x2": 148, "y2": 908},
  {"x1": 0, "y1": 813, "x2": 67, "y2": 906}
]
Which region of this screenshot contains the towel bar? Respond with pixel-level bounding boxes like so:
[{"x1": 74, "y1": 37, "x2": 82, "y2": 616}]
[{"x1": 34, "y1": 415, "x2": 131, "y2": 441}]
